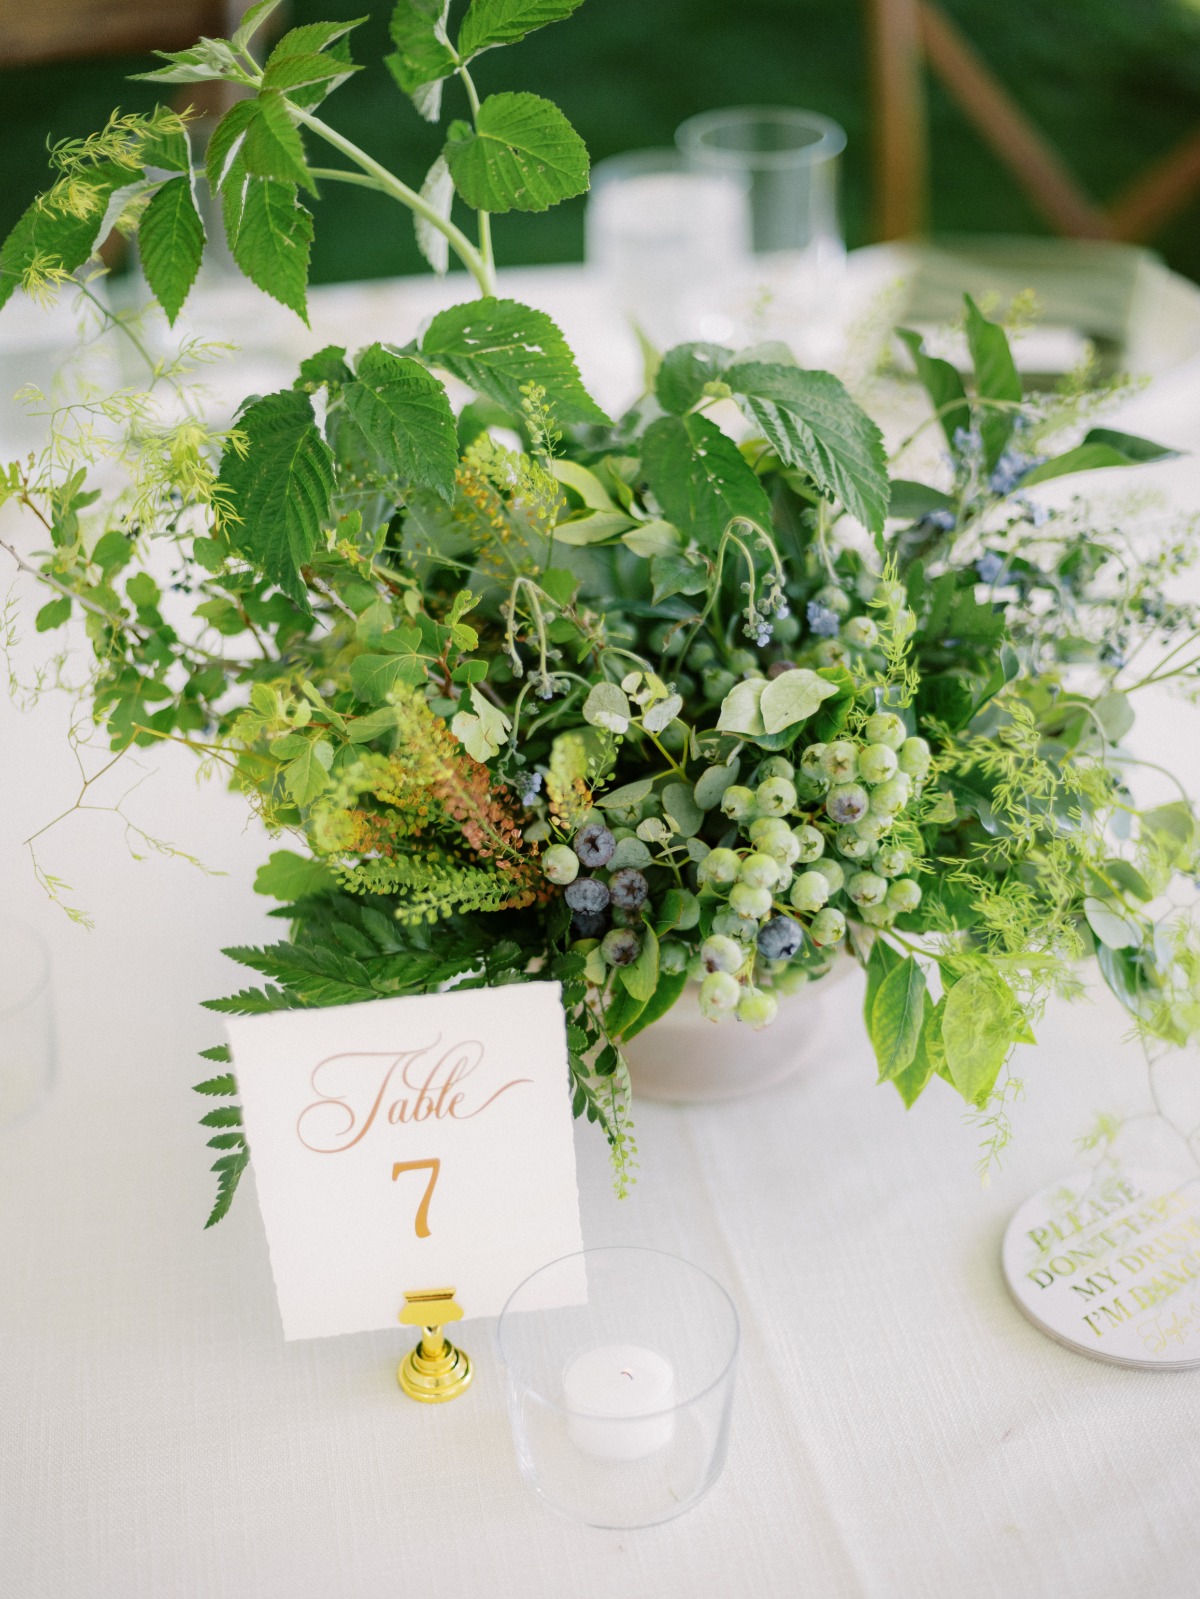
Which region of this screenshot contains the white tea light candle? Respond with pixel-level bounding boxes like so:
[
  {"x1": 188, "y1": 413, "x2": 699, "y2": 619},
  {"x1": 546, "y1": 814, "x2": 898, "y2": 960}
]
[{"x1": 563, "y1": 1343, "x2": 676, "y2": 1461}]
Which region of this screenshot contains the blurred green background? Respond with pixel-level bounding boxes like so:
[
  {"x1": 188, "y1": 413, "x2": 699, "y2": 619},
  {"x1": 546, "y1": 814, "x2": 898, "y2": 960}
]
[{"x1": 3, "y1": 0, "x2": 1200, "y2": 282}]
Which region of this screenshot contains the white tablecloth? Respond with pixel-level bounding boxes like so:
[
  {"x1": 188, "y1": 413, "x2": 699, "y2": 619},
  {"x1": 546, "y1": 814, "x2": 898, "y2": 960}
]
[{"x1": 3, "y1": 258, "x2": 1200, "y2": 1599}]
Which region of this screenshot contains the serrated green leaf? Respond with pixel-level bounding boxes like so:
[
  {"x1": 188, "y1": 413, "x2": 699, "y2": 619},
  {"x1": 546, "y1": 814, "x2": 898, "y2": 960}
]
[
  {"x1": 194, "y1": 1073, "x2": 237, "y2": 1096},
  {"x1": 641, "y1": 412, "x2": 772, "y2": 546},
  {"x1": 133, "y1": 39, "x2": 242, "y2": 84},
  {"x1": 228, "y1": 177, "x2": 313, "y2": 320},
  {"x1": 243, "y1": 89, "x2": 316, "y2": 194},
  {"x1": 350, "y1": 652, "x2": 422, "y2": 702},
  {"x1": 284, "y1": 738, "x2": 333, "y2": 806},
  {"x1": 726, "y1": 362, "x2": 889, "y2": 535},
  {"x1": 654, "y1": 342, "x2": 733, "y2": 414},
  {"x1": 649, "y1": 551, "x2": 708, "y2": 602},
  {"x1": 386, "y1": 0, "x2": 456, "y2": 122},
  {"x1": 0, "y1": 164, "x2": 130, "y2": 313},
  {"x1": 340, "y1": 345, "x2": 457, "y2": 499},
  {"x1": 897, "y1": 328, "x2": 970, "y2": 450},
  {"x1": 206, "y1": 100, "x2": 258, "y2": 192},
  {"x1": 941, "y1": 970, "x2": 1016, "y2": 1104},
  {"x1": 458, "y1": 0, "x2": 586, "y2": 57},
  {"x1": 219, "y1": 389, "x2": 333, "y2": 607},
  {"x1": 199, "y1": 1104, "x2": 243, "y2": 1128},
  {"x1": 870, "y1": 956, "x2": 926, "y2": 1081},
  {"x1": 234, "y1": 0, "x2": 286, "y2": 50},
  {"x1": 139, "y1": 122, "x2": 190, "y2": 173},
  {"x1": 415, "y1": 153, "x2": 454, "y2": 274},
  {"x1": 138, "y1": 176, "x2": 205, "y2": 324},
  {"x1": 263, "y1": 51, "x2": 357, "y2": 95},
  {"x1": 421, "y1": 297, "x2": 608, "y2": 424},
  {"x1": 446, "y1": 92, "x2": 589, "y2": 214}
]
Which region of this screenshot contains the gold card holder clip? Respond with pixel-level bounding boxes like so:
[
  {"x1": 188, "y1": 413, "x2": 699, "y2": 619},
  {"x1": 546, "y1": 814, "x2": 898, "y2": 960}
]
[{"x1": 397, "y1": 1287, "x2": 473, "y2": 1403}]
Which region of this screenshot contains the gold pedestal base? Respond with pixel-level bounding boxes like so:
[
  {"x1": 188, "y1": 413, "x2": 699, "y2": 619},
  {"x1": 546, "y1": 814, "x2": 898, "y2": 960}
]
[{"x1": 397, "y1": 1336, "x2": 473, "y2": 1404}]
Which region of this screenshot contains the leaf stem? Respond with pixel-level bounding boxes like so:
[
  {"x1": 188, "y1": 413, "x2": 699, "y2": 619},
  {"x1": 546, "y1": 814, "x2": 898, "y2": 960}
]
[
  {"x1": 456, "y1": 65, "x2": 495, "y2": 291},
  {"x1": 292, "y1": 108, "x2": 493, "y2": 295}
]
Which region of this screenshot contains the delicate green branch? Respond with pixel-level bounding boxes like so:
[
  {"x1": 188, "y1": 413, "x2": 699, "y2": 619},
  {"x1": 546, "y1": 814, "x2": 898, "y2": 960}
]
[{"x1": 292, "y1": 107, "x2": 494, "y2": 295}]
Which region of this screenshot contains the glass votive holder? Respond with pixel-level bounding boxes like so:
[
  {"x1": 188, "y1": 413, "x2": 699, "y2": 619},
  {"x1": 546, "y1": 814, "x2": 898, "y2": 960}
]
[
  {"x1": 497, "y1": 1246, "x2": 739, "y2": 1528},
  {"x1": 0, "y1": 917, "x2": 54, "y2": 1127},
  {"x1": 584, "y1": 147, "x2": 752, "y2": 348},
  {"x1": 676, "y1": 106, "x2": 847, "y2": 358}
]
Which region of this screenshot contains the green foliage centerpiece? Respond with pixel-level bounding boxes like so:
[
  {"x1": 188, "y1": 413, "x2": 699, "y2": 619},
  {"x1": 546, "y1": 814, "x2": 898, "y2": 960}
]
[{"x1": 4, "y1": 0, "x2": 1200, "y2": 1225}]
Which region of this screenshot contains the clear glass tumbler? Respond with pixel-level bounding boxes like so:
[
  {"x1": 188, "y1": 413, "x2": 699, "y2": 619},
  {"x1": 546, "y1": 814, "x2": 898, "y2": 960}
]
[
  {"x1": 676, "y1": 106, "x2": 847, "y2": 356},
  {"x1": 497, "y1": 1246, "x2": 740, "y2": 1528},
  {"x1": 584, "y1": 148, "x2": 752, "y2": 348},
  {"x1": 0, "y1": 918, "x2": 54, "y2": 1126}
]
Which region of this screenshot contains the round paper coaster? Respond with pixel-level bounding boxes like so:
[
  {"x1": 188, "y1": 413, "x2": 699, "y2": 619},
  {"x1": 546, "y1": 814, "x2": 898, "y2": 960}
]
[{"x1": 1001, "y1": 1168, "x2": 1200, "y2": 1370}]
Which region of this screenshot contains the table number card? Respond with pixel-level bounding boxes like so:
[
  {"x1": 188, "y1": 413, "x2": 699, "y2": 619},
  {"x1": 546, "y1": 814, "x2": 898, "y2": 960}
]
[
  {"x1": 1002, "y1": 1168, "x2": 1200, "y2": 1369},
  {"x1": 225, "y1": 981, "x2": 585, "y2": 1340}
]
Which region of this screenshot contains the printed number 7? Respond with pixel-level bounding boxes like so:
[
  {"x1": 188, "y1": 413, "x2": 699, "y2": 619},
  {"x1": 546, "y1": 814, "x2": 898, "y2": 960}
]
[{"x1": 392, "y1": 1158, "x2": 440, "y2": 1239}]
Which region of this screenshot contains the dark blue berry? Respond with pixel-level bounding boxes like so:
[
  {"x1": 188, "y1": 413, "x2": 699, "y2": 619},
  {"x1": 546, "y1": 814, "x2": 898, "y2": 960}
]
[
  {"x1": 756, "y1": 915, "x2": 804, "y2": 961},
  {"x1": 608, "y1": 867, "x2": 648, "y2": 910},
  {"x1": 565, "y1": 876, "x2": 610, "y2": 914},
  {"x1": 572, "y1": 910, "x2": 609, "y2": 939},
  {"x1": 574, "y1": 822, "x2": 616, "y2": 867}
]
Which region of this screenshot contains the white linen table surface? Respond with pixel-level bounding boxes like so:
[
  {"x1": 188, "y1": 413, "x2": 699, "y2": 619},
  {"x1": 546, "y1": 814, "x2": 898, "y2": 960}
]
[{"x1": 2, "y1": 255, "x2": 1200, "y2": 1599}]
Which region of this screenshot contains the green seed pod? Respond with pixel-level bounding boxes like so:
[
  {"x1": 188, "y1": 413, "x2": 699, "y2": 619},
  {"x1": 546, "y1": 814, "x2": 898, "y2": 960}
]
[
  {"x1": 898, "y1": 736, "x2": 932, "y2": 778},
  {"x1": 729, "y1": 882, "x2": 773, "y2": 921},
  {"x1": 542, "y1": 844, "x2": 580, "y2": 886},
  {"x1": 863, "y1": 711, "x2": 906, "y2": 750},
  {"x1": 792, "y1": 824, "x2": 825, "y2": 863},
  {"x1": 699, "y1": 970, "x2": 741, "y2": 1018},
  {"x1": 698, "y1": 846, "x2": 741, "y2": 887},
  {"x1": 868, "y1": 774, "x2": 912, "y2": 817},
  {"x1": 820, "y1": 741, "x2": 858, "y2": 783},
  {"x1": 844, "y1": 615, "x2": 879, "y2": 649},
  {"x1": 858, "y1": 743, "x2": 899, "y2": 786},
  {"x1": 809, "y1": 907, "x2": 846, "y2": 946},
  {"x1": 755, "y1": 776, "x2": 798, "y2": 817},
  {"x1": 737, "y1": 987, "x2": 779, "y2": 1030},
  {"x1": 847, "y1": 870, "x2": 888, "y2": 908},
  {"x1": 701, "y1": 933, "x2": 745, "y2": 975},
  {"x1": 720, "y1": 784, "x2": 757, "y2": 822},
  {"x1": 790, "y1": 870, "x2": 831, "y2": 913},
  {"x1": 887, "y1": 877, "x2": 923, "y2": 913}
]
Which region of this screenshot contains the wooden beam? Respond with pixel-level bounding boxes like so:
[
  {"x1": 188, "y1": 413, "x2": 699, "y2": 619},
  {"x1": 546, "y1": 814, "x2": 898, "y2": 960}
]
[
  {"x1": 0, "y1": 1, "x2": 229, "y2": 65},
  {"x1": 867, "y1": 0, "x2": 929, "y2": 240},
  {"x1": 917, "y1": 2, "x2": 1114, "y2": 240},
  {"x1": 1109, "y1": 127, "x2": 1200, "y2": 242}
]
